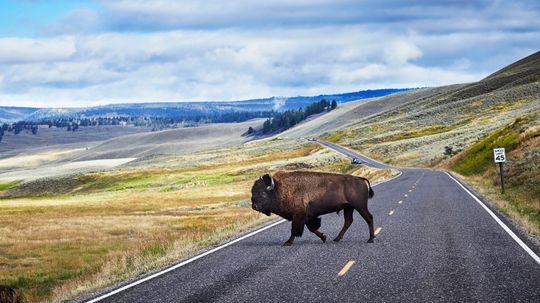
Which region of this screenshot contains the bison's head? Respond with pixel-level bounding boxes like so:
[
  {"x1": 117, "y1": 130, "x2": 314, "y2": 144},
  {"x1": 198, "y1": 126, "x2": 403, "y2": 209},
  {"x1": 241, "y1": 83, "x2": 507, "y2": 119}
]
[{"x1": 251, "y1": 174, "x2": 276, "y2": 216}]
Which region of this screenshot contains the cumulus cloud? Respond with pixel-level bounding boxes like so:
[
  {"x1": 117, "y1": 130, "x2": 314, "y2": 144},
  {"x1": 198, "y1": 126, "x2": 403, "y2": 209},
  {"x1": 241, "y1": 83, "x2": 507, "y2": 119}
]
[
  {"x1": 0, "y1": 0, "x2": 539, "y2": 107},
  {"x1": 0, "y1": 37, "x2": 75, "y2": 64},
  {"x1": 383, "y1": 40, "x2": 423, "y2": 65}
]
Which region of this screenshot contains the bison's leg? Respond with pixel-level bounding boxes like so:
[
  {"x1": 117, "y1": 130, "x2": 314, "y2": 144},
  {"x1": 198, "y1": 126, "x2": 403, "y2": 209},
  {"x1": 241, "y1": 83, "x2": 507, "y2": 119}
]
[
  {"x1": 306, "y1": 217, "x2": 326, "y2": 243},
  {"x1": 334, "y1": 206, "x2": 354, "y2": 242},
  {"x1": 283, "y1": 216, "x2": 305, "y2": 246},
  {"x1": 357, "y1": 207, "x2": 375, "y2": 243}
]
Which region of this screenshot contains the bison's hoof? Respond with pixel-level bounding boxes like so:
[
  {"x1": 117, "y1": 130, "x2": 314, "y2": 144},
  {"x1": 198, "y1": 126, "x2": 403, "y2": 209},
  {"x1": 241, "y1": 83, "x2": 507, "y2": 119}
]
[
  {"x1": 282, "y1": 241, "x2": 293, "y2": 246},
  {"x1": 333, "y1": 237, "x2": 341, "y2": 242},
  {"x1": 367, "y1": 238, "x2": 374, "y2": 243},
  {"x1": 321, "y1": 235, "x2": 327, "y2": 243}
]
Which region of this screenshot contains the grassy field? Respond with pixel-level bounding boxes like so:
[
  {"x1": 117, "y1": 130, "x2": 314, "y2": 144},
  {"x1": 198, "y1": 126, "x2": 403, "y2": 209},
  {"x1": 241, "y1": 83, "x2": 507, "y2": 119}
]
[
  {"x1": 0, "y1": 126, "x2": 148, "y2": 158},
  {"x1": 0, "y1": 120, "x2": 264, "y2": 184},
  {"x1": 0, "y1": 138, "x2": 395, "y2": 302}
]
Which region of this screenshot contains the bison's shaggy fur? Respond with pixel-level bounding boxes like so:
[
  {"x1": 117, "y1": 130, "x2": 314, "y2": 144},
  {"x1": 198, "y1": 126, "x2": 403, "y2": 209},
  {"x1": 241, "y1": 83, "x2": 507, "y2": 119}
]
[
  {"x1": 251, "y1": 171, "x2": 375, "y2": 246},
  {"x1": 0, "y1": 285, "x2": 24, "y2": 303}
]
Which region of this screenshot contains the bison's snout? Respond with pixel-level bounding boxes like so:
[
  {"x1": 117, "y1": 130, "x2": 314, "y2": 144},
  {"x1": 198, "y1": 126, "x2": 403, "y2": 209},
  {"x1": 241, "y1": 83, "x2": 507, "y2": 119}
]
[{"x1": 251, "y1": 202, "x2": 259, "y2": 211}]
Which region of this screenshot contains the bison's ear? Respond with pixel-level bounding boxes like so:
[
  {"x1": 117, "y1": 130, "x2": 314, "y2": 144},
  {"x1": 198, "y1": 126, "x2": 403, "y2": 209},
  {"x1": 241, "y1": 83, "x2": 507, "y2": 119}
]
[{"x1": 262, "y1": 174, "x2": 275, "y2": 191}]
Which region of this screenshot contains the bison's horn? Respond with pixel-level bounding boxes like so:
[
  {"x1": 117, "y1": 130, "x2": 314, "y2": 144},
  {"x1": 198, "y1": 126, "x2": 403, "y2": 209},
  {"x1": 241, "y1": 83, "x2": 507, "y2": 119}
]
[{"x1": 266, "y1": 175, "x2": 275, "y2": 191}]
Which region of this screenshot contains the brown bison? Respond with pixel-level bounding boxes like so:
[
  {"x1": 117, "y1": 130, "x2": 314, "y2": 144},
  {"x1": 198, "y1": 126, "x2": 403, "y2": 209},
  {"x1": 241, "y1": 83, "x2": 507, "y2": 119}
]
[{"x1": 251, "y1": 171, "x2": 375, "y2": 246}]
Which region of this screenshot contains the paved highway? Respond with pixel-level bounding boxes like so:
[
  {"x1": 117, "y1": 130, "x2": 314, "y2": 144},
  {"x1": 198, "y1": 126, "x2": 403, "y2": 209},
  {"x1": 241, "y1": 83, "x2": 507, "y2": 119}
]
[{"x1": 82, "y1": 140, "x2": 540, "y2": 303}]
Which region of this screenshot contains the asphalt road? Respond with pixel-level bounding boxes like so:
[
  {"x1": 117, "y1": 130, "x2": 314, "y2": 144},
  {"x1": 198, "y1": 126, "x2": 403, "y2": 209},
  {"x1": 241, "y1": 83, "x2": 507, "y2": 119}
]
[{"x1": 84, "y1": 140, "x2": 540, "y2": 303}]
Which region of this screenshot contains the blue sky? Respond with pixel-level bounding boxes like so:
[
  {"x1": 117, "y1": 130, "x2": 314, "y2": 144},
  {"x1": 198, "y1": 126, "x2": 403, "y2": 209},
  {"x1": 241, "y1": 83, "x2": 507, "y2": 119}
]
[
  {"x1": 0, "y1": 0, "x2": 97, "y2": 36},
  {"x1": 0, "y1": 0, "x2": 539, "y2": 107}
]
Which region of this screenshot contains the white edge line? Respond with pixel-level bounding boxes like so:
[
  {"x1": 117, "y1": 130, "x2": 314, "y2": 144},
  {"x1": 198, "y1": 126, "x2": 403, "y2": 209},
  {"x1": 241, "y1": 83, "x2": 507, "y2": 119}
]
[
  {"x1": 85, "y1": 219, "x2": 287, "y2": 303},
  {"x1": 444, "y1": 171, "x2": 540, "y2": 265},
  {"x1": 322, "y1": 141, "x2": 539, "y2": 265}
]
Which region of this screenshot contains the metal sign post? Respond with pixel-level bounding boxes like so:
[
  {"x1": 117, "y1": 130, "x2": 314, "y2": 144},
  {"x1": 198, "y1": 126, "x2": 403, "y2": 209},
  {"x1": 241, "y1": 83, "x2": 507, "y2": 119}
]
[{"x1": 493, "y1": 148, "x2": 506, "y2": 194}]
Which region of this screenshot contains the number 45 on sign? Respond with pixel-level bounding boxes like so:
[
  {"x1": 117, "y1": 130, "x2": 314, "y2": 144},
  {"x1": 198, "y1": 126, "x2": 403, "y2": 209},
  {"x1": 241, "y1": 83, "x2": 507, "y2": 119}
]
[{"x1": 493, "y1": 148, "x2": 506, "y2": 162}]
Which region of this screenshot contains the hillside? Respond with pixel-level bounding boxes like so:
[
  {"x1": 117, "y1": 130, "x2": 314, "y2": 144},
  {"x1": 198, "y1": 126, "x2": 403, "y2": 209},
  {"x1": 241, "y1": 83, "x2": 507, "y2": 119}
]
[
  {"x1": 70, "y1": 119, "x2": 264, "y2": 160},
  {"x1": 0, "y1": 125, "x2": 148, "y2": 159},
  {"x1": 440, "y1": 113, "x2": 539, "y2": 235},
  {"x1": 280, "y1": 85, "x2": 461, "y2": 139},
  {"x1": 315, "y1": 51, "x2": 539, "y2": 166},
  {"x1": 0, "y1": 120, "x2": 263, "y2": 182},
  {"x1": 0, "y1": 106, "x2": 38, "y2": 122}
]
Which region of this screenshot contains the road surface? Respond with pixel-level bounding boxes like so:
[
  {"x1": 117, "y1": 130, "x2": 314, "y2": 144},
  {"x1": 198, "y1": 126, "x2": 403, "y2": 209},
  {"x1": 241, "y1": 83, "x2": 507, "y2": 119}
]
[{"x1": 82, "y1": 140, "x2": 540, "y2": 303}]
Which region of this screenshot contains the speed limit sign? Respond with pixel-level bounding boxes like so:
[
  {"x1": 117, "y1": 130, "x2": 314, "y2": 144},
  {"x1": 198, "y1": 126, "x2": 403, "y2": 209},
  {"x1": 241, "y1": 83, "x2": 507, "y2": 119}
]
[
  {"x1": 493, "y1": 148, "x2": 506, "y2": 163},
  {"x1": 493, "y1": 148, "x2": 506, "y2": 193}
]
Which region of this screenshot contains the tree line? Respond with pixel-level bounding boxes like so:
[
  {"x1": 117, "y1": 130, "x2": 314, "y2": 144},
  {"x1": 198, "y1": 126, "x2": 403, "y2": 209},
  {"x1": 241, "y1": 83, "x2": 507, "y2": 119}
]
[
  {"x1": 0, "y1": 122, "x2": 38, "y2": 142},
  {"x1": 0, "y1": 110, "x2": 274, "y2": 142},
  {"x1": 260, "y1": 99, "x2": 337, "y2": 134},
  {"x1": 0, "y1": 100, "x2": 337, "y2": 142}
]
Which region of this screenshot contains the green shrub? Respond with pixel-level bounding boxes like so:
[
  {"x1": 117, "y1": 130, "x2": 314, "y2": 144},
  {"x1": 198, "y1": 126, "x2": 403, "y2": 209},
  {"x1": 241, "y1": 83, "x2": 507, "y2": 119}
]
[{"x1": 452, "y1": 119, "x2": 522, "y2": 175}]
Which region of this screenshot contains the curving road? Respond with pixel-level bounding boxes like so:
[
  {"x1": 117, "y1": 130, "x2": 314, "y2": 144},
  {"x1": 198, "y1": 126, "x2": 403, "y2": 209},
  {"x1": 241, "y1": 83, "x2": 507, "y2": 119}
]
[{"x1": 82, "y1": 140, "x2": 540, "y2": 303}]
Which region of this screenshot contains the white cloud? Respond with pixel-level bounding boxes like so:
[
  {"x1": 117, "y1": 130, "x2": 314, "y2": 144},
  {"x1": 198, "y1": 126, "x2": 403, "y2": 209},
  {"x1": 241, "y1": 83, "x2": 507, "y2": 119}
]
[
  {"x1": 0, "y1": 26, "x2": 495, "y2": 107},
  {"x1": 0, "y1": 37, "x2": 75, "y2": 64},
  {"x1": 0, "y1": 0, "x2": 539, "y2": 107},
  {"x1": 383, "y1": 40, "x2": 423, "y2": 65}
]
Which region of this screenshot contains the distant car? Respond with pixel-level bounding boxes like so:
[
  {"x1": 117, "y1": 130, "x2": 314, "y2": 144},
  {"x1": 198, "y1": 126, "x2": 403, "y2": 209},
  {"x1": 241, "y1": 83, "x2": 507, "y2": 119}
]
[
  {"x1": 352, "y1": 158, "x2": 363, "y2": 164},
  {"x1": 307, "y1": 137, "x2": 317, "y2": 141}
]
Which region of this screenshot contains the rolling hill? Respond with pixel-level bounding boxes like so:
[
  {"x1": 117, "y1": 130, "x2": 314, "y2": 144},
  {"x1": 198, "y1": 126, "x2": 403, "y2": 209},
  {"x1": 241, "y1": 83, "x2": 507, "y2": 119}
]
[
  {"x1": 287, "y1": 50, "x2": 539, "y2": 166},
  {"x1": 0, "y1": 88, "x2": 411, "y2": 122},
  {"x1": 0, "y1": 106, "x2": 39, "y2": 123},
  {"x1": 69, "y1": 119, "x2": 264, "y2": 161}
]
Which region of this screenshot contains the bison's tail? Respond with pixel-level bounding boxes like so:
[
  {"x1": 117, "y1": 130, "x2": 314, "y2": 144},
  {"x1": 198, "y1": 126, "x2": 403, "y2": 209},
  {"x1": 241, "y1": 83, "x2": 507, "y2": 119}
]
[{"x1": 359, "y1": 177, "x2": 374, "y2": 199}]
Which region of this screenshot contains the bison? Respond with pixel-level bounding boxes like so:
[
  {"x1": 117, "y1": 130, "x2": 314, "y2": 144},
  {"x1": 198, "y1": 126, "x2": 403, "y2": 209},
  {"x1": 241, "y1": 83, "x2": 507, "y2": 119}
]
[{"x1": 251, "y1": 171, "x2": 375, "y2": 246}]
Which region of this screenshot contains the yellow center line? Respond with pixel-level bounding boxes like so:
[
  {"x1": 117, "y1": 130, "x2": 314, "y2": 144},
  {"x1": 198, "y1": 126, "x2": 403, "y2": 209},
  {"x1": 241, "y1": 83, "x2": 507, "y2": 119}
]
[
  {"x1": 389, "y1": 210, "x2": 395, "y2": 215},
  {"x1": 374, "y1": 227, "x2": 382, "y2": 235},
  {"x1": 338, "y1": 260, "x2": 355, "y2": 277}
]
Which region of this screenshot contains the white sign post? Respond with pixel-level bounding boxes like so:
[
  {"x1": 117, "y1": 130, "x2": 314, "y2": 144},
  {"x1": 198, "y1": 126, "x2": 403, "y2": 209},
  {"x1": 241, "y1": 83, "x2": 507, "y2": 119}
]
[{"x1": 493, "y1": 148, "x2": 506, "y2": 194}]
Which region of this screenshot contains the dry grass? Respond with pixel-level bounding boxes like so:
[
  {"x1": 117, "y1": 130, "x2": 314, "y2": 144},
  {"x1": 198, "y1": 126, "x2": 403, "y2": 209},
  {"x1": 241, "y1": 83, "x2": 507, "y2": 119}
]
[{"x1": 0, "y1": 138, "x2": 393, "y2": 302}]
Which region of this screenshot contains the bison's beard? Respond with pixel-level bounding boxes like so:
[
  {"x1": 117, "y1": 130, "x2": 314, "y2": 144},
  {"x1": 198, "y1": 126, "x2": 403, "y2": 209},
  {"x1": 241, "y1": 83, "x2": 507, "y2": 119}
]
[{"x1": 263, "y1": 210, "x2": 271, "y2": 216}]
